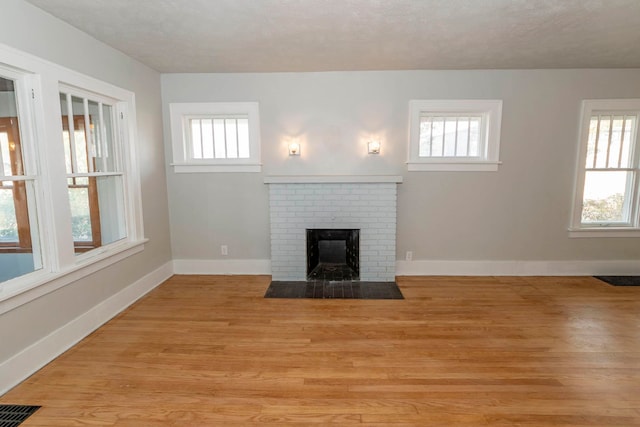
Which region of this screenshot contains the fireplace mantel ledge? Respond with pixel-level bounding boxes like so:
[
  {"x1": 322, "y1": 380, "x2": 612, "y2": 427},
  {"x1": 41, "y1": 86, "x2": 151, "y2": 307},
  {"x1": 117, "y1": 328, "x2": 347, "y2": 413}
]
[{"x1": 264, "y1": 175, "x2": 403, "y2": 184}]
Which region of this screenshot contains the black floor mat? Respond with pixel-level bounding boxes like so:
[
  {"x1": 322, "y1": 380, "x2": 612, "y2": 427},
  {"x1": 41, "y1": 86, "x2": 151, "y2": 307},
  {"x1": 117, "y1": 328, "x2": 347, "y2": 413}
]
[
  {"x1": 0, "y1": 405, "x2": 40, "y2": 427},
  {"x1": 265, "y1": 281, "x2": 404, "y2": 299},
  {"x1": 595, "y1": 276, "x2": 640, "y2": 286}
]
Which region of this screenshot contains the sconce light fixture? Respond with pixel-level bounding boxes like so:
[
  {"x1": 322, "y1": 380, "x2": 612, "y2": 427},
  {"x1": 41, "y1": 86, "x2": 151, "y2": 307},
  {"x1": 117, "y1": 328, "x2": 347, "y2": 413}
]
[
  {"x1": 288, "y1": 142, "x2": 300, "y2": 156},
  {"x1": 368, "y1": 140, "x2": 381, "y2": 154}
]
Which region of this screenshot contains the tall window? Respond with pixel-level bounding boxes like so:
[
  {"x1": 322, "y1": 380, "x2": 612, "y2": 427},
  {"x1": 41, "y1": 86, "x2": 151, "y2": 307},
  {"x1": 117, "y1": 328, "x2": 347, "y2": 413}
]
[
  {"x1": 408, "y1": 100, "x2": 502, "y2": 171},
  {"x1": 1, "y1": 45, "x2": 144, "y2": 310},
  {"x1": 59, "y1": 88, "x2": 126, "y2": 254},
  {"x1": 571, "y1": 99, "x2": 640, "y2": 237},
  {"x1": 0, "y1": 72, "x2": 42, "y2": 283},
  {"x1": 169, "y1": 102, "x2": 261, "y2": 173}
]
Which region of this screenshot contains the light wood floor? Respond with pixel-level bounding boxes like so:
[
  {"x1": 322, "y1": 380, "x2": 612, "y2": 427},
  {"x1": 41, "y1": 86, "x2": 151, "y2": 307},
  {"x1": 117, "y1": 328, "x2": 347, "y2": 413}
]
[{"x1": 3, "y1": 275, "x2": 640, "y2": 426}]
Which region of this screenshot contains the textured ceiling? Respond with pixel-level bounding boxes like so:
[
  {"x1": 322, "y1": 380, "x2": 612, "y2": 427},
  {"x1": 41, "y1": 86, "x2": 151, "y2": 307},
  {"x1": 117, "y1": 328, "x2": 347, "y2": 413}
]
[{"x1": 24, "y1": 0, "x2": 640, "y2": 72}]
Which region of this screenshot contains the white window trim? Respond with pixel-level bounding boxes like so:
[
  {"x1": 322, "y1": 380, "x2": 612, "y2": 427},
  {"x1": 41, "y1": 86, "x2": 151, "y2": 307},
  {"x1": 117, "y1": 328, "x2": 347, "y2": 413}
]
[
  {"x1": 407, "y1": 99, "x2": 503, "y2": 172},
  {"x1": 169, "y1": 102, "x2": 261, "y2": 173},
  {"x1": 569, "y1": 99, "x2": 640, "y2": 238},
  {"x1": 0, "y1": 42, "x2": 145, "y2": 313}
]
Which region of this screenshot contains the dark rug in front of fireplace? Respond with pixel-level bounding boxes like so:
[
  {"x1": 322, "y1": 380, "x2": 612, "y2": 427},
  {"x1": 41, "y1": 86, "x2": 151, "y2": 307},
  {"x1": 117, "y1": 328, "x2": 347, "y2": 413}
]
[
  {"x1": 594, "y1": 276, "x2": 640, "y2": 286},
  {"x1": 264, "y1": 281, "x2": 404, "y2": 299}
]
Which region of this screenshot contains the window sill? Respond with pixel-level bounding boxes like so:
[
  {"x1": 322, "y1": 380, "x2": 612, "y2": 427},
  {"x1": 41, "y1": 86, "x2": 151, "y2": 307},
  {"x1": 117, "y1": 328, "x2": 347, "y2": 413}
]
[
  {"x1": 407, "y1": 161, "x2": 501, "y2": 172},
  {"x1": 0, "y1": 239, "x2": 147, "y2": 315},
  {"x1": 568, "y1": 228, "x2": 640, "y2": 238},
  {"x1": 171, "y1": 163, "x2": 261, "y2": 173}
]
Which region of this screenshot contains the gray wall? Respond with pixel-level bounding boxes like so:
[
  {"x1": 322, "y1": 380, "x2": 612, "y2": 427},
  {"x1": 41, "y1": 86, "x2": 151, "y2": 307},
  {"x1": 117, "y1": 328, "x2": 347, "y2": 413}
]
[
  {"x1": 162, "y1": 69, "x2": 640, "y2": 263},
  {"x1": 0, "y1": 0, "x2": 171, "y2": 363}
]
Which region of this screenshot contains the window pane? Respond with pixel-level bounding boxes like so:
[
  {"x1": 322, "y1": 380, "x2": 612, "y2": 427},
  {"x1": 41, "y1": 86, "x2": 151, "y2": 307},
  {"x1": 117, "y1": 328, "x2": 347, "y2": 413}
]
[
  {"x1": 96, "y1": 175, "x2": 126, "y2": 246},
  {"x1": 101, "y1": 104, "x2": 116, "y2": 171},
  {"x1": 69, "y1": 186, "x2": 92, "y2": 242},
  {"x1": 443, "y1": 118, "x2": 457, "y2": 156},
  {"x1": 225, "y1": 118, "x2": 238, "y2": 158},
  {"x1": 418, "y1": 117, "x2": 432, "y2": 156},
  {"x1": 468, "y1": 118, "x2": 480, "y2": 156},
  {"x1": 581, "y1": 171, "x2": 632, "y2": 223},
  {"x1": 237, "y1": 118, "x2": 250, "y2": 158},
  {"x1": 619, "y1": 116, "x2": 635, "y2": 168},
  {"x1": 456, "y1": 118, "x2": 470, "y2": 156},
  {"x1": 1, "y1": 132, "x2": 13, "y2": 178},
  {"x1": 69, "y1": 175, "x2": 127, "y2": 253},
  {"x1": 88, "y1": 101, "x2": 116, "y2": 173},
  {"x1": 213, "y1": 119, "x2": 226, "y2": 158},
  {"x1": 0, "y1": 180, "x2": 40, "y2": 282},
  {"x1": 430, "y1": 117, "x2": 444, "y2": 157},
  {"x1": 190, "y1": 119, "x2": 202, "y2": 159},
  {"x1": 0, "y1": 187, "x2": 18, "y2": 242},
  {"x1": 201, "y1": 119, "x2": 214, "y2": 158},
  {"x1": 72, "y1": 97, "x2": 90, "y2": 173}
]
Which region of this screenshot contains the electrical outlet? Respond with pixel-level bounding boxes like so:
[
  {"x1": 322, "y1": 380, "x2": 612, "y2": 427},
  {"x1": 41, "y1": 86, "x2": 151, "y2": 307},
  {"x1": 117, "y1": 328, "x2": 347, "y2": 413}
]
[
  {"x1": 221, "y1": 245, "x2": 228, "y2": 256},
  {"x1": 405, "y1": 251, "x2": 413, "y2": 261}
]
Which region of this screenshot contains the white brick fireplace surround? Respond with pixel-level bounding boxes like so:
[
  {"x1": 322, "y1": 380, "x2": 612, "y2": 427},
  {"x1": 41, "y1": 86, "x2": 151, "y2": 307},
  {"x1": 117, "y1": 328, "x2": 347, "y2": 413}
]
[{"x1": 265, "y1": 176, "x2": 403, "y2": 282}]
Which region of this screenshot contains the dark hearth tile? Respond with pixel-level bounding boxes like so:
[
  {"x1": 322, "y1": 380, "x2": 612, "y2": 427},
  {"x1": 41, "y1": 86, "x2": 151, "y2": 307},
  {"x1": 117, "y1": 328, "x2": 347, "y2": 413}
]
[{"x1": 265, "y1": 280, "x2": 403, "y2": 299}]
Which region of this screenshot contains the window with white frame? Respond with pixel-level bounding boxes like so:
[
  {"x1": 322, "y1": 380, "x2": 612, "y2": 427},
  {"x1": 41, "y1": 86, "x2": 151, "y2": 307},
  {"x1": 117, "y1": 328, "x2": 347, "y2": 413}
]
[
  {"x1": 570, "y1": 99, "x2": 640, "y2": 237},
  {"x1": 408, "y1": 99, "x2": 503, "y2": 171},
  {"x1": 0, "y1": 43, "x2": 144, "y2": 310},
  {"x1": 0, "y1": 68, "x2": 43, "y2": 283},
  {"x1": 169, "y1": 102, "x2": 261, "y2": 173},
  {"x1": 59, "y1": 87, "x2": 127, "y2": 253}
]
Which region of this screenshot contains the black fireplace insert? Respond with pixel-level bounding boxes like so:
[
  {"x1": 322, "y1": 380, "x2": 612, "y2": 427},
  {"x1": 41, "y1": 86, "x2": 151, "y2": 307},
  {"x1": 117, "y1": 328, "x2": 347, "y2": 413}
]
[{"x1": 306, "y1": 229, "x2": 359, "y2": 280}]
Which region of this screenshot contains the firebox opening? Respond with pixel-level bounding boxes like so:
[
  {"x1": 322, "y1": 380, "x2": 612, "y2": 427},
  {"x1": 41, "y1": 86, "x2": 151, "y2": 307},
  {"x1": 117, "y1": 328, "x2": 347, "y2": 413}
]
[{"x1": 306, "y1": 229, "x2": 359, "y2": 281}]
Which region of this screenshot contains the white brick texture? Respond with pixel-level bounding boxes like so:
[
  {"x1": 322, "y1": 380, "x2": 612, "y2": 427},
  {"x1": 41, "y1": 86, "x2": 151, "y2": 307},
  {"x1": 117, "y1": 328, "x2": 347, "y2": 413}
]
[{"x1": 268, "y1": 183, "x2": 397, "y2": 281}]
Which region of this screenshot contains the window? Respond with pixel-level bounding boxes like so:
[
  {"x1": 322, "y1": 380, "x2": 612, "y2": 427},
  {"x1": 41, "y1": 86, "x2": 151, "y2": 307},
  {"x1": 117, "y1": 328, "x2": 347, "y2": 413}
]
[
  {"x1": 169, "y1": 102, "x2": 261, "y2": 172},
  {"x1": 408, "y1": 100, "x2": 503, "y2": 171},
  {"x1": 0, "y1": 43, "x2": 144, "y2": 311},
  {"x1": 0, "y1": 71, "x2": 42, "y2": 283},
  {"x1": 570, "y1": 99, "x2": 640, "y2": 237},
  {"x1": 59, "y1": 88, "x2": 127, "y2": 253}
]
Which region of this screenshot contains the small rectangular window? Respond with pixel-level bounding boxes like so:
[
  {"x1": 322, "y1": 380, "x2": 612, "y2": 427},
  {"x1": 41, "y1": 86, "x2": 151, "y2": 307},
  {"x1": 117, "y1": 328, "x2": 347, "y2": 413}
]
[
  {"x1": 170, "y1": 102, "x2": 261, "y2": 173},
  {"x1": 188, "y1": 116, "x2": 250, "y2": 160},
  {"x1": 418, "y1": 115, "x2": 483, "y2": 158},
  {"x1": 408, "y1": 100, "x2": 502, "y2": 171}
]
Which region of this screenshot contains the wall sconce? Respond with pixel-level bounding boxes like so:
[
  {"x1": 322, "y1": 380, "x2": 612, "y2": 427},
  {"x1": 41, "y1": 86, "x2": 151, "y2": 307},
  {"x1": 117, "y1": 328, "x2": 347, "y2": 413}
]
[
  {"x1": 368, "y1": 140, "x2": 381, "y2": 154},
  {"x1": 288, "y1": 142, "x2": 300, "y2": 156}
]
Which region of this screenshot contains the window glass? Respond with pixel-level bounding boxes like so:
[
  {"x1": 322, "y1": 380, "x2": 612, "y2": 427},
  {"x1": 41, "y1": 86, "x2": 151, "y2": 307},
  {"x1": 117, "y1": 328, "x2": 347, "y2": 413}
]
[{"x1": 0, "y1": 75, "x2": 41, "y2": 282}]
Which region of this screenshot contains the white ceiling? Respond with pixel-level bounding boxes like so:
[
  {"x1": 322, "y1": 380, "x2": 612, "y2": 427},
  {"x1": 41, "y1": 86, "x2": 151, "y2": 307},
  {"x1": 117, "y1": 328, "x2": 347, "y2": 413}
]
[{"x1": 25, "y1": 0, "x2": 640, "y2": 73}]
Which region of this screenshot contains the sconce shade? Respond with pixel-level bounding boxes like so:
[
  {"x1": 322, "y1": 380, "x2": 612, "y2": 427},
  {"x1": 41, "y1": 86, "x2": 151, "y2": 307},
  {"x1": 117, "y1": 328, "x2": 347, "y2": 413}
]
[
  {"x1": 368, "y1": 140, "x2": 381, "y2": 154},
  {"x1": 289, "y1": 142, "x2": 300, "y2": 156}
]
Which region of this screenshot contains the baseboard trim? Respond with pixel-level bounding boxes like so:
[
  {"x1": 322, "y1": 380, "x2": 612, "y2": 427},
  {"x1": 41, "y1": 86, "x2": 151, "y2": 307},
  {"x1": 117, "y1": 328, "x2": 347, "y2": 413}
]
[
  {"x1": 173, "y1": 259, "x2": 271, "y2": 275},
  {"x1": 172, "y1": 258, "x2": 640, "y2": 277},
  {"x1": 0, "y1": 261, "x2": 174, "y2": 396},
  {"x1": 396, "y1": 260, "x2": 640, "y2": 276}
]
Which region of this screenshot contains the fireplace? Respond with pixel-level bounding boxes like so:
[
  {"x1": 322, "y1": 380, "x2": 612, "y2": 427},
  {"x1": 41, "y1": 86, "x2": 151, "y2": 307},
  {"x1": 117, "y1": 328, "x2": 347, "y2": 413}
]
[
  {"x1": 265, "y1": 175, "x2": 402, "y2": 282},
  {"x1": 306, "y1": 229, "x2": 359, "y2": 280}
]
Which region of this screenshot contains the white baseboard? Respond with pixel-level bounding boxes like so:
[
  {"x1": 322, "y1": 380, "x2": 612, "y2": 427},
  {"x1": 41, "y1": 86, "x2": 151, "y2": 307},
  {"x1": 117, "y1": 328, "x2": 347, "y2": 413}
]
[
  {"x1": 171, "y1": 258, "x2": 640, "y2": 277},
  {"x1": 0, "y1": 261, "x2": 174, "y2": 396},
  {"x1": 396, "y1": 259, "x2": 640, "y2": 276},
  {"x1": 173, "y1": 259, "x2": 271, "y2": 275}
]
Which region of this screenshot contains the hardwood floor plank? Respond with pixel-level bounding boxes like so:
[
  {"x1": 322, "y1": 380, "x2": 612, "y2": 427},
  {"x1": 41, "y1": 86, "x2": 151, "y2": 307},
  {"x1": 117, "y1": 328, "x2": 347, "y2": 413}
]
[{"x1": 2, "y1": 274, "x2": 639, "y2": 425}]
